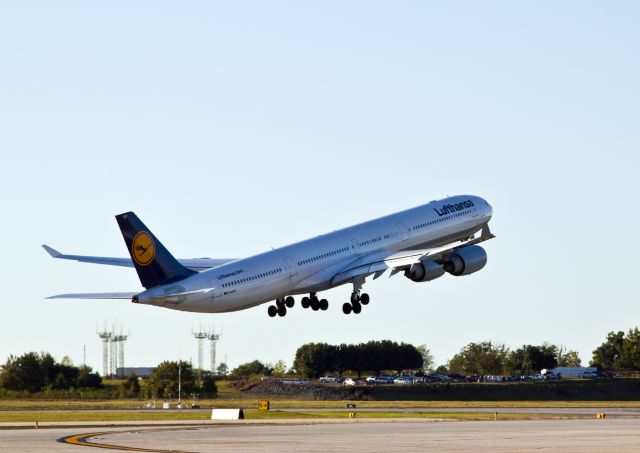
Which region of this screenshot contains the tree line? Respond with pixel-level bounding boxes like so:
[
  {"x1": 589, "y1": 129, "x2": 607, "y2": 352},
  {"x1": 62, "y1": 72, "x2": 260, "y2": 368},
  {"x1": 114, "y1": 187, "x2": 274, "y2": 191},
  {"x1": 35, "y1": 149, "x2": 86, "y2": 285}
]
[
  {"x1": 0, "y1": 352, "x2": 101, "y2": 393},
  {"x1": 443, "y1": 342, "x2": 581, "y2": 376},
  {"x1": 0, "y1": 354, "x2": 217, "y2": 398},
  {"x1": 292, "y1": 341, "x2": 424, "y2": 378},
  {"x1": 441, "y1": 328, "x2": 640, "y2": 376},
  {"x1": 590, "y1": 328, "x2": 640, "y2": 371}
]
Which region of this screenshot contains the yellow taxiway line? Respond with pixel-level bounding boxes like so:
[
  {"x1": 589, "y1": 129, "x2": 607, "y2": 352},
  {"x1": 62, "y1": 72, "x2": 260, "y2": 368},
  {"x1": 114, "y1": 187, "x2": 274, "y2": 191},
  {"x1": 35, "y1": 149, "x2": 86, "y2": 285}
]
[{"x1": 57, "y1": 431, "x2": 194, "y2": 452}]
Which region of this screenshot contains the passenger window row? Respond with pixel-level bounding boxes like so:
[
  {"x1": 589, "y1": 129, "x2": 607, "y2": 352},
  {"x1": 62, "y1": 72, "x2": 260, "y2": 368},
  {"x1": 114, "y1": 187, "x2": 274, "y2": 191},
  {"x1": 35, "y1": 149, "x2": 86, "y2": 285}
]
[
  {"x1": 222, "y1": 267, "x2": 283, "y2": 288},
  {"x1": 297, "y1": 247, "x2": 350, "y2": 266},
  {"x1": 358, "y1": 236, "x2": 382, "y2": 247}
]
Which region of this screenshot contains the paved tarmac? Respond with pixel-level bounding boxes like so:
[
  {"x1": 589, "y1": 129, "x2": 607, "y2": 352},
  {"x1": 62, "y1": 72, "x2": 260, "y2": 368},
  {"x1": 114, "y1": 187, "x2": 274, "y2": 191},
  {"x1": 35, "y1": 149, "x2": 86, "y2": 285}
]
[{"x1": 2, "y1": 418, "x2": 640, "y2": 453}]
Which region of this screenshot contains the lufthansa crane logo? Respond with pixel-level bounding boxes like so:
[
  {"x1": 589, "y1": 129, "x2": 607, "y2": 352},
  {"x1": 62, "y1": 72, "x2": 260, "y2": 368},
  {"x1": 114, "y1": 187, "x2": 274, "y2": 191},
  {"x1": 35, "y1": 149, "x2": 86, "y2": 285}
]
[{"x1": 131, "y1": 231, "x2": 155, "y2": 266}]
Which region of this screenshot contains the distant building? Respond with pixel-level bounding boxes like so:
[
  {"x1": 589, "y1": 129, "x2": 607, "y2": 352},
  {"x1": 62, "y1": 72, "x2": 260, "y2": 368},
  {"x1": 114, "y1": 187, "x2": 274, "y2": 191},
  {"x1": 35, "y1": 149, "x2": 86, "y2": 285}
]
[{"x1": 116, "y1": 367, "x2": 154, "y2": 378}]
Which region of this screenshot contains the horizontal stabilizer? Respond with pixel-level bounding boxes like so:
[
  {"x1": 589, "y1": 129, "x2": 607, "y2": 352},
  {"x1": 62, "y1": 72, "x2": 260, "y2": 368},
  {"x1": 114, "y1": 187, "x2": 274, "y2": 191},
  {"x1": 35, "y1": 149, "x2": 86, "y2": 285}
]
[{"x1": 47, "y1": 292, "x2": 137, "y2": 300}]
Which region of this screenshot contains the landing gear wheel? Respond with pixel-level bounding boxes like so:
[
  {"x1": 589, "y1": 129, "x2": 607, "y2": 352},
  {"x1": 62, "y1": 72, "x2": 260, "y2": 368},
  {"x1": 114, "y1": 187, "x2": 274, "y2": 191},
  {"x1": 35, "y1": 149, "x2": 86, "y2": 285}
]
[
  {"x1": 301, "y1": 297, "x2": 310, "y2": 309},
  {"x1": 311, "y1": 298, "x2": 320, "y2": 311},
  {"x1": 285, "y1": 296, "x2": 295, "y2": 308},
  {"x1": 277, "y1": 305, "x2": 287, "y2": 317},
  {"x1": 342, "y1": 303, "x2": 353, "y2": 314},
  {"x1": 268, "y1": 305, "x2": 278, "y2": 317},
  {"x1": 350, "y1": 292, "x2": 360, "y2": 304},
  {"x1": 360, "y1": 293, "x2": 370, "y2": 305},
  {"x1": 352, "y1": 301, "x2": 362, "y2": 314},
  {"x1": 319, "y1": 299, "x2": 329, "y2": 311}
]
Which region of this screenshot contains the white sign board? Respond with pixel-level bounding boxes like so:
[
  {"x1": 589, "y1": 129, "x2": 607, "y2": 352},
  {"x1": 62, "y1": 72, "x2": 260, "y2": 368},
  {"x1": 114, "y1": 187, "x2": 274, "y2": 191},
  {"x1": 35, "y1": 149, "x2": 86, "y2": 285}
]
[{"x1": 211, "y1": 408, "x2": 244, "y2": 420}]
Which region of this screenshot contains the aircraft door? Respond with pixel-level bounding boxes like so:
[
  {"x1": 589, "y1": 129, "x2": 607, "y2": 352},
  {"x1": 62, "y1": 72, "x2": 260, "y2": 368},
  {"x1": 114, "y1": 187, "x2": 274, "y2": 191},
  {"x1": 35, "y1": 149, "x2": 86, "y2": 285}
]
[
  {"x1": 351, "y1": 239, "x2": 359, "y2": 256},
  {"x1": 208, "y1": 280, "x2": 222, "y2": 299},
  {"x1": 283, "y1": 256, "x2": 298, "y2": 277},
  {"x1": 395, "y1": 222, "x2": 409, "y2": 241}
]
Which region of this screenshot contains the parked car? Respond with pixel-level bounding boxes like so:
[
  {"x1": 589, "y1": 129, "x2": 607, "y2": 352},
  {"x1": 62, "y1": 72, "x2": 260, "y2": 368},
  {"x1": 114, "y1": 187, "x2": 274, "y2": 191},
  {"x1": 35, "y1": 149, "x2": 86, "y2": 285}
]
[
  {"x1": 426, "y1": 373, "x2": 451, "y2": 383},
  {"x1": 394, "y1": 376, "x2": 413, "y2": 385},
  {"x1": 319, "y1": 376, "x2": 343, "y2": 383}
]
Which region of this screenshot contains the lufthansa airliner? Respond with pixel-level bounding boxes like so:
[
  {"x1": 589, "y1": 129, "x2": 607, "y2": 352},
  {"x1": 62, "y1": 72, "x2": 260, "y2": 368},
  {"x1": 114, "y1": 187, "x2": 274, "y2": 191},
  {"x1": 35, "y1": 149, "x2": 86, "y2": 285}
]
[{"x1": 44, "y1": 195, "x2": 495, "y2": 317}]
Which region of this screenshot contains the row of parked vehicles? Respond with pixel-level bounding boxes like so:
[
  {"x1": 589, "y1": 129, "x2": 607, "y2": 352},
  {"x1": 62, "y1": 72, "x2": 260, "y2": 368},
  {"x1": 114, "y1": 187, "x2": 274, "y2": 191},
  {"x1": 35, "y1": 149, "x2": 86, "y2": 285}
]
[
  {"x1": 319, "y1": 367, "x2": 619, "y2": 385},
  {"x1": 319, "y1": 373, "x2": 452, "y2": 385}
]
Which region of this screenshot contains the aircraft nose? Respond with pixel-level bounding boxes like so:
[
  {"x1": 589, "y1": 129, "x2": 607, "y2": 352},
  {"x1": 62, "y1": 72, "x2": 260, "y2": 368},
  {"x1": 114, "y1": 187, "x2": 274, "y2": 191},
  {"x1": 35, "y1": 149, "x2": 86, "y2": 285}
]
[{"x1": 485, "y1": 200, "x2": 494, "y2": 218}]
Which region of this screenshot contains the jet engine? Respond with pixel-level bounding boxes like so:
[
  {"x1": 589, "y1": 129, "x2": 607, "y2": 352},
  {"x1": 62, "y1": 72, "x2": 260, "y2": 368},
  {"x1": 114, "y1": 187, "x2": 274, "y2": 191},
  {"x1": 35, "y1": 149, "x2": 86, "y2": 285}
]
[
  {"x1": 443, "y1": 245, "x2": 487, "y2": 276},
  {"x1": 405, "y1": 260, "x2": 446, "y2": 282}
]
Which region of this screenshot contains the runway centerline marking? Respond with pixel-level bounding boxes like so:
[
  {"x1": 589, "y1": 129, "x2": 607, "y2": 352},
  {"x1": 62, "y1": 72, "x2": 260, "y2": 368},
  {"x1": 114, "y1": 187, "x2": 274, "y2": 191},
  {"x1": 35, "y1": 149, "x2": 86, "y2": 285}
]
[{"x1": 57, "y1": 430, "x2": 196, "y2": 452}]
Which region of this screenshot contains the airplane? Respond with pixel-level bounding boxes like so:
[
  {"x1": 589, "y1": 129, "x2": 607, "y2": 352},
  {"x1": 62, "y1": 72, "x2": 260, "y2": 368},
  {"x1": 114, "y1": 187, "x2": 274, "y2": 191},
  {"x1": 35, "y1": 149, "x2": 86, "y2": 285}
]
[{"x1": 44, "y1": 195, "x2": 495, "y2": 317}]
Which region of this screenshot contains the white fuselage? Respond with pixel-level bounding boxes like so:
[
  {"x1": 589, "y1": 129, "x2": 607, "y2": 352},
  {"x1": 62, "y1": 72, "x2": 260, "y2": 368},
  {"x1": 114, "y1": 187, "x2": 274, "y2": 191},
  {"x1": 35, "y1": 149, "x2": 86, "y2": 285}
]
[{"x1": 138, "y1": 195, "x2": 493, "y2": 313}]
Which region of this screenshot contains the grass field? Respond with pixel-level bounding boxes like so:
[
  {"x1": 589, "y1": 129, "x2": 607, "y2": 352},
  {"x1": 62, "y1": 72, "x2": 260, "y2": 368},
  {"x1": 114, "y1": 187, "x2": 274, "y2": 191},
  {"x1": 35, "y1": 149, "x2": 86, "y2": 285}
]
[
  {"x1": 2, "y1": 398, "x2": 640, "y2": 412},
  {"x1": 0, "y1": 408, "x2": 589, "y2": 423}
]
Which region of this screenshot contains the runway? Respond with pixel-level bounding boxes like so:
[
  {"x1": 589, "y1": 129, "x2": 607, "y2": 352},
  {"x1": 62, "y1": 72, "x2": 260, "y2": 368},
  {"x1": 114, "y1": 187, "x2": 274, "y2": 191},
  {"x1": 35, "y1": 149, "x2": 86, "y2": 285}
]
[{"x1": 2, "y1": 418, "x2": 640, "y2": 453}]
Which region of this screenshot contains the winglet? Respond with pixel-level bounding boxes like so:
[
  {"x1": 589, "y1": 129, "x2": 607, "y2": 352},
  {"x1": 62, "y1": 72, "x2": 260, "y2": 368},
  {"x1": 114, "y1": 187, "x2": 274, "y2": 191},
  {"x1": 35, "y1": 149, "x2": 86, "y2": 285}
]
[{"x1": 42, "y1": 244, "x2": 62, "y2": 258}]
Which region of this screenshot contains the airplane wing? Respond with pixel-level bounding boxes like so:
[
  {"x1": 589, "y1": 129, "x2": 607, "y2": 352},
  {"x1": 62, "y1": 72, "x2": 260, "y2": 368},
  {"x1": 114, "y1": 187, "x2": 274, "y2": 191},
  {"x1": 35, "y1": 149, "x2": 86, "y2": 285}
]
[
  {"x1": 331, "y1": 224, "x2": 495, "y2": 286},
  {"x1": 42, "y1": 245, "x2": 236, "y2": 271}
]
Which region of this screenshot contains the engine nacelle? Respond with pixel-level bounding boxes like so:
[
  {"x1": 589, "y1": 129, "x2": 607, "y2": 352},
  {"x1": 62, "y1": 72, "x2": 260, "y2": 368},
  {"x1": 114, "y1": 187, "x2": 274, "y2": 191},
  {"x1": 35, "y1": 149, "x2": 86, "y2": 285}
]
[
  {"x1": 405, "y1": 260, "x2": 445, "y2": 282},
  {"x1": 443, "y1": 245, "x2": 487, "y2": 276}
]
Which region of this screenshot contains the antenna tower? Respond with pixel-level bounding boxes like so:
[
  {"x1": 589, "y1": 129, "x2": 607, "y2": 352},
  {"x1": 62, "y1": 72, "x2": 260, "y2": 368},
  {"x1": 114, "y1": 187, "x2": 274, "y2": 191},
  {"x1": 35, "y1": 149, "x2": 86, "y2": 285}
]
[
  {"x1": 192, "y1": 329, "x2": 208, "y2": 378},
  {"x1": 113, "y1": 331, "x2": 129, "y2": 378},
  {"x1": 97, "y1": 329, "x2": 112, "y2": 377},
  {"x1": 208, "y1": 327, "x2": 221, "y2": 374}
]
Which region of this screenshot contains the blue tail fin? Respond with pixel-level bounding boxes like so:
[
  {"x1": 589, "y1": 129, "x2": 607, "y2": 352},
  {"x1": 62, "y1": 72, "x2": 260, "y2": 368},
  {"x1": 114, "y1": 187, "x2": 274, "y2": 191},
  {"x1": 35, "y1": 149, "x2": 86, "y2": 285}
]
[{"x1": 115, "y1": 212, "x2": 195, "y2": 289}]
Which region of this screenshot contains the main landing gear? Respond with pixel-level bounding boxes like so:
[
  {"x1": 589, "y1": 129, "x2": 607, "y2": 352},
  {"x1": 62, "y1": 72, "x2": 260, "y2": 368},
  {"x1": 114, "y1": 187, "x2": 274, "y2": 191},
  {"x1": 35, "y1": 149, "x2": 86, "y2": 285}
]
[
  {"x1": 267, "y1": 288, "x2": 370, "y2": 317},
  {"x1": 343, "y1": 290, "x2": 370, "y2": 315},
  {"x1": 301, "y1": 293, "x2": 329, "y2": 311},
  {"x1": 267, "y1": 293, "x2": 329, "y2": 317},
  {"x1": 267, "y1": 296, "x2": 295, "y2": 317}
]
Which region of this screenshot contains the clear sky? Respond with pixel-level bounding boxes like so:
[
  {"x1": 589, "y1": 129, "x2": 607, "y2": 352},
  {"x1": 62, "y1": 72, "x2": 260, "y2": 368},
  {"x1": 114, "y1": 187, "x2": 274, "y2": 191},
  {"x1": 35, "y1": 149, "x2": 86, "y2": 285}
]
[{"x1": 1, "y1": 2, "x2": 639, "y2": 374}]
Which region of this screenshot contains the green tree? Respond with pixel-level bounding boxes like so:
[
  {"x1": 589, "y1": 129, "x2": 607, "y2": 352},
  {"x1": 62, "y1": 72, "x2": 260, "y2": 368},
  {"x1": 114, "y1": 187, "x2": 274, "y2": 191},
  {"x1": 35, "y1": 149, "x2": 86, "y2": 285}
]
[
  {"x1": 393, "y1": 343, "x2": 423, "y2": 374},
  {"x1": 591, "y1": 331, "x2": 625, "y2": 370},
  {"x1": 556, "y1": 346, "x2": 582, "y2": 367},
  {"x1": 293, "y1": 343, "x2": 336, "y2": 378},
  {"x1": 505, "y1": 344, "x2": 557, "y2": 375},
  {"x1": 0, "y1": 352, "x2": 45, "y2": 392},
  {"x1": 416, "y1": 345, "x2": 434, "y2": 372},
  {"x1": 229, "y1": 360, "x2": 271, "y2": 379},
  {"x1": 119, "y1": 374, "x2": 141, "y2": 398},
  {"x1": 216, "y1": 362, "x2": 228, "y2": 377},
  {"x1": 76, "y1": 365, "x2": 102, "y2": 388},
  {"x1": 364, "y1": 341, "x2": 394, "y2": 376},
  {"x1": 334, "y1": 344, "x2": 351, "y2": 376},
  {"x1": 448, "y1": 341, "x2": 508, "y2": 376},
  {"x1": 198, "y1": 373, "x2": 218, "y2": 398},
  {"x1": 342, "y1": 343, "x2": 367, "y2": 377},
  {"x1": 617, "y1": 327, "x2": 640, "y2": 371},
  {"x1": 147, "y1": 361, "x2": 195, "y2": 398},
  {"x1": 272, "y1": 360, "x2": 287, "y2": 377},
  {"x1": 435, "y1": 365, "x2": 449, "y2": 375}
]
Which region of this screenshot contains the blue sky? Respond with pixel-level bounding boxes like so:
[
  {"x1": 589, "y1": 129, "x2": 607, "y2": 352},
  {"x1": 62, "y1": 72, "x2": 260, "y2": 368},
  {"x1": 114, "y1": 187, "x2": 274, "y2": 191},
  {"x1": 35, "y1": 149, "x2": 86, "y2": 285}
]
[{"x1": 1, "y1": 2, "x2": 639, "y2": 373}]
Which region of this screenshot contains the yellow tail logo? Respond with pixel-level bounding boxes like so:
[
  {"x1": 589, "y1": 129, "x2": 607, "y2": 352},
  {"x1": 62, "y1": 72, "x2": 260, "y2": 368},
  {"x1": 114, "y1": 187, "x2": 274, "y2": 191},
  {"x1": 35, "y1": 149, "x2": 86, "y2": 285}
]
[{"x1": 131, "y1": 231, "x2": 156, "y2": 266}]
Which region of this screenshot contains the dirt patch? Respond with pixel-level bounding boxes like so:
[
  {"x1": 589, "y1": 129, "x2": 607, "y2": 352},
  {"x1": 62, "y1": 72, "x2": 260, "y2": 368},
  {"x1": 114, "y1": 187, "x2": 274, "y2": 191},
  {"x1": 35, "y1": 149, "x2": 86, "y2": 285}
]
[{"x1": 238, "y1": 379, "x2": 351, "y2": 400}]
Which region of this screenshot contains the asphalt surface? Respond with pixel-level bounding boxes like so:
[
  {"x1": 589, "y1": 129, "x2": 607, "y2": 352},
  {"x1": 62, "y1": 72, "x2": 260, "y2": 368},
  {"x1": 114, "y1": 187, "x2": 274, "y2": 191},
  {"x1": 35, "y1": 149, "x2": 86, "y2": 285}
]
[{"x1": 2, "y1": 418, "x2": 640, "y2": 453}]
